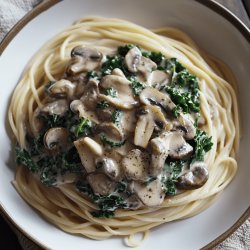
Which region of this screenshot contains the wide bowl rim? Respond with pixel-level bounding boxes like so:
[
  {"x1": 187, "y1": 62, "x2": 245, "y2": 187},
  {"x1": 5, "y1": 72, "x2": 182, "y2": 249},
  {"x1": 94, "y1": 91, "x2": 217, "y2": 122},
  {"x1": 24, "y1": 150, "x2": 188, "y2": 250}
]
[{"x1": 0, "y1": 0, "x2": 249, "y2": 249}]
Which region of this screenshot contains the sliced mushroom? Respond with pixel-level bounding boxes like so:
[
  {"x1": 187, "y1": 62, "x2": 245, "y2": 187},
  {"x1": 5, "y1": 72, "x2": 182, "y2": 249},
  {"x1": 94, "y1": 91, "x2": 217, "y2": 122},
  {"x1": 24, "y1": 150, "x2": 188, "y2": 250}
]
[
  {"x1": 125, "y1": 47, "x2": 157, "y2": 79},
  {"x1": 121, "y1": 149, "x2": 150, "y2": 181},
  {"x1": 173, "y1": 113, "x2": 196, "y2": 140},
  {"x1": 95, "y1": 122, "x2": 124, "y2": 141},
  {"x1": 48, "y1": 79, "x2": 76, "y2": 99},
  {"x1": 125, "y1": 194, "x2": 142, "y2": 210},
  {"x1": 149, "y1": 132, "x2": 193, "y2": 176},
  {"x1": 95, "y1": 157, "x2": 121, "y2": 181},
  {"x1": 74, "y1": 137, "x2": 103, "y2": 173},
  {"x1": 67, "y1": 46, "x2": 103, "y2": 75},
  {"x1": 86, "y1": 173, "x2": 115, "y2": 196},
  {"x1": 147, "y1": 70, "x2": 170, "y2": 89},
  {"x1": 134, "y1": 105, "x2": 171, "y2": 148},
  {"x1": 43, "y1": 127, "x2": 69, "y2": 152},
  {"x1": 41, "y1": 99, "x2": 69, "y2": 116},
  {"x1": 70, "y1": 100, "x2": 99, "y2": 124},
  {"x1": 177, "y1": 161, "x2": 209, "y2": 190},
  {"x1": 80, "y1": 78, "x2": 100, "y2": 110},
  {"x1": 139, "y1": 87, "x2": 175, "y2": 116},
  {"x1": 139, "y1": 88, "x2": 196, "y2": 140},
  {"x1": 96, "y1": 105, "x2": 115, "y2": 122},
  {"x1": 99, "y1": 72, "x2": 137, "y2": 110},
  {"x1": 130, "y1": 179, "x2": 165, "y2": 207}
]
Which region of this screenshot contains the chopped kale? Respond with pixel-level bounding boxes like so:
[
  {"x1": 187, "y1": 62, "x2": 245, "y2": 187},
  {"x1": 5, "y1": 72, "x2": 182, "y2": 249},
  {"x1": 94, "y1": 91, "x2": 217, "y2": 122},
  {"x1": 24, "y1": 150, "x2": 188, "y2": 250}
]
[
  {"x1": 162, "y1": 160, "x2": 185, "y2": 196},
  {"x1": 192, "y1": 129, "x2": 213, "y2": 161},
  {"x1": 100, "y1": 134, "x2": 126, "y2": 148},
  {"x1": 118, "y1": 44, "x2": 137, "y2": 56},
  {"x1": 87, "y1": 70, "x2": 100, "y2": 80},
  {"x1": 129, "y1": 76, "x2": 145, "y2": 96},
  {"x1": 105, "y1": 87, "x2": 118, "y2": 98},
  {"x1": 44, "y1": 80, "x2": 55, "y2": 94},
  {"x1": 101, "y1": 55, "x2": 124, "y2": 75},
  {"x1": 111, "y1": 109, "x2": 123, "y2": 126},
  {"x1": 143, "y1": 51, "x2": 165, "y2": 65},
  {"x1": 172, "y1": 105, "x2": 182, "y2": 118},
  {"x1": 164, "y1": 58, "x2": 185, "y2": 75},
  {"x1": 15, "y1": 146, "x2": 38, "y2": 173},
  {"x1": 76, "y1": 181, "x2": 126, "y2": 218},
  {"x1": 74, "y1": 118, "x2": 92, "y2": 138},
  {"x1": 96, "y1": 100, "x2": 109, "y2": 109}
]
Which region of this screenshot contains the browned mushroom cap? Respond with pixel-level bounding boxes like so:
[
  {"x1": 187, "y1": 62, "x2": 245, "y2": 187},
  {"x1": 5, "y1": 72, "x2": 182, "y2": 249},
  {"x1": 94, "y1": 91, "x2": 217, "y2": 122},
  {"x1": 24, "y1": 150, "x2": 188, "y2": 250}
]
[
  {"x1": 86, "y1": 173, "x2": 116, "y2": 196},
  {"x1": 130, "y1": 179, "x2": 165, "y2": 207},
  {"x1": 48, "y1": 79, "x2": 76, "y2": 99},
  {"x1": 121, "y1": 149, "x2": 150, "y2": 181},
  {"x1": 43, "y1": 127, "x2": 69, "y2": 152},
  {"x1": 177, "y1": 161, "x2": 209, "y2": 190},
  {"x1": 125, "y1": 47, "x2": 157, "y2": 79},
  {"x1": 67, "y1": 46, "x2": 103, "y2": 75}
]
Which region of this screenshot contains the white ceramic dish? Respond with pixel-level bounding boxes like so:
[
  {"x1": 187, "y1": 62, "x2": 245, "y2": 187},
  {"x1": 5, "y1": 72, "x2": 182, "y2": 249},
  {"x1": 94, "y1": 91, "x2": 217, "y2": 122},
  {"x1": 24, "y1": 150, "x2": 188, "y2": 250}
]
[{"x1": 0, "y1": 0, "x2": 249, "y2": 249}]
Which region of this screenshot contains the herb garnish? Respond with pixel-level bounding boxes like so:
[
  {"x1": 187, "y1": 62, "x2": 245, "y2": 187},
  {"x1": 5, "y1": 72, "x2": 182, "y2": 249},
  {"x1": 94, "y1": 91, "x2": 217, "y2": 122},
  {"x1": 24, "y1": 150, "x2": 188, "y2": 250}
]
[{"x1": 105, "y1": 87, "x2": 118, "y2": 98}]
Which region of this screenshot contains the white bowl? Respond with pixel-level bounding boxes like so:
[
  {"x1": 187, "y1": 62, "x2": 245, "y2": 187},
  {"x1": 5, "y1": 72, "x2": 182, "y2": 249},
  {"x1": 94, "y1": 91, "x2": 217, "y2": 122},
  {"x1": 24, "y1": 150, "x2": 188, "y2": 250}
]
[{"x1": 0, "y1": 0, "x2": 249, "y2": 249}]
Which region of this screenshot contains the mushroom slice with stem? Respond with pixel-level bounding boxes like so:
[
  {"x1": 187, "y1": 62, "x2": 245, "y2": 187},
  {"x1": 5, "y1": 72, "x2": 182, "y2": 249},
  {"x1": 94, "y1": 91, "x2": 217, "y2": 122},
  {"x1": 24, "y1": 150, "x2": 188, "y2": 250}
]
[
  {"x1": 99, "y1": 71, "x2": 138, "y2": 110},
  {"x1": 86, "y1": 173, "x2": 115, "y2": 196},
  {"x1": 121, "y1": 149, "x2": 150, "y2": 181},
  {"x1": 48, "y1": 79, "x2": 76, "y2": 99},
  {"x1": 149, "y1": 132, "x2": 193, "y2": 176},
  {"x1": 177, "y1": 161, "x2": 209, "y2": 190},
  {"x1": 147, "y1": 70, "x2": 170, "y2": 89},
  {"x1": 74, "y1": 137, "x2": 103, "y2": 173},
  {"x1": 139, "y1": 87, "x2": 176, "y2": 117},
  {"x1": 67, "y1": 46, "x2": 103, "y2": 75},
  {"x1": 125, "y1": 47, "x2": 157, "y2": 79},
  {"x1": 130, "y1": 179, "x2": 165, "y2": 207},
  {"x1": 43, "y1": 127, "x2": 69, "y2": 152},
  {"x1": 70, "y1": 100, "x2": 99, "y2": 124},
  {"x1": 41, "y1": 99, "x2": 69, "y2": 116},
  {"x1": 134, "y1": 105, "x2": 171, "y2": 148},
  {"x1": 95, "y1": 122, "x2": 124, "y2": 141},
  {"x1": 174, "y1": 113, "x2": 196, "y2": 140},
  {"x1": 95, "y1": 157, "x2": 122, "y2": 181}
]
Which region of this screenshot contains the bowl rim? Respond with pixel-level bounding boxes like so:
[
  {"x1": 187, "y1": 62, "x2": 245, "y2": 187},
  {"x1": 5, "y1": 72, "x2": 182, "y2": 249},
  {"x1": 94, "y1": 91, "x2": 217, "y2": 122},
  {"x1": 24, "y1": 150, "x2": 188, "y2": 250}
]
[{"x1": 0, "y1": 0, "x2": 249, "y2": 249}]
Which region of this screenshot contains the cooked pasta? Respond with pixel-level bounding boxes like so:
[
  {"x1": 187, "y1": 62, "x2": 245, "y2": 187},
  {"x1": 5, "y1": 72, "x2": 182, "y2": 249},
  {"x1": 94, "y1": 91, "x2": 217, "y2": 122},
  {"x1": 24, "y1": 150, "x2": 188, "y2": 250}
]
[{"x1": 8, "y1": 17, "x2": 239, "y2": 247}]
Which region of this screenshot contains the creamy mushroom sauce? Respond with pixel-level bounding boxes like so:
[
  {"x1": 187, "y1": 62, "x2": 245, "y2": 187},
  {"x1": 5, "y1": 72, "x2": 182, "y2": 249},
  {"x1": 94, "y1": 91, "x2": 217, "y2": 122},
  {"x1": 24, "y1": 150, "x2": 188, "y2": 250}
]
[{"x1": 16, "y1": 44, "x2": 213, "y2": 217}]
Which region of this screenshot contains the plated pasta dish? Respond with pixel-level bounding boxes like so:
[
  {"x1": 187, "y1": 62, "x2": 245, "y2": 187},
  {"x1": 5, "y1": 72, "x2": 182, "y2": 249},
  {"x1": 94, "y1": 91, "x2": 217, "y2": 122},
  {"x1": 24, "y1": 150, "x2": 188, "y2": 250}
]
[{"x1": 8, "y1": 17, "x2": 239, "y2": 246}]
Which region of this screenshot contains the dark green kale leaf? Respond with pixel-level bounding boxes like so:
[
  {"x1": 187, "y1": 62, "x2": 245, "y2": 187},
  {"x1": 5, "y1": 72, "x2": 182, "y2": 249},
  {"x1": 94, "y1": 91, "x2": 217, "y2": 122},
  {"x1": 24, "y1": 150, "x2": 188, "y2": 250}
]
[
  {"x1": 15, "y1": 146, "x2": 38, "y2": 173},
  {"x1": 105, "y1": 87, "x2": 118, "y2": 98},
  {"x1": 162, "y1": 160, "x2": 185, "y2": 196},
  {"x1": 128, "y1": 76, "x2": 145, "y2": 96},
  {"x1": 192, "y1": 129, "x2": 213, "y2": 161},
  {"x1": 74, "y1": 118, "x2": 92, "y2": 138},
  {"x1": 172, "y1": 105, "x2": 182, "y2": 118},
  {"x1": 118, "y1": 44, "x2": 137, "y2": 56},
  {"x1": 101, "y1": 55, "x2": 124, "y2": 76},
  {"x1": 165, "y1": 85, "x2": 200, "y2": 113},
  {"x1": 76, "y1": 181, "x2": 126, "y2": 218},
  {"x1": 87, "y1": 70, "x2": 100, "y2": 80},
  {"x1": 96, "y1": 100, "x2": 109, "y2": 109},
  {"x1": 164, "y1": 58, "x2": 185, "y2": 75},
  {"x1": 143, "y1": 51, "x2": 165, "y2": 65},
  {"x1": 99, "y1": 134, "x2": 126, "y2": 148},
  {"x1": 111, "y1": 109, "x2": 123, "y2": 126}
]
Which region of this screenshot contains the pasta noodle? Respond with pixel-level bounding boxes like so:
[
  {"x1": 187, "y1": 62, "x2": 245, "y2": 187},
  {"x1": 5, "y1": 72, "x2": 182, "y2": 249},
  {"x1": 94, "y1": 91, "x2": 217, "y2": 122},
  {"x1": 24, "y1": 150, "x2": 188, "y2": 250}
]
[{"x1": 8, "y1": 17, "x2": 239, "y2": 246}]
